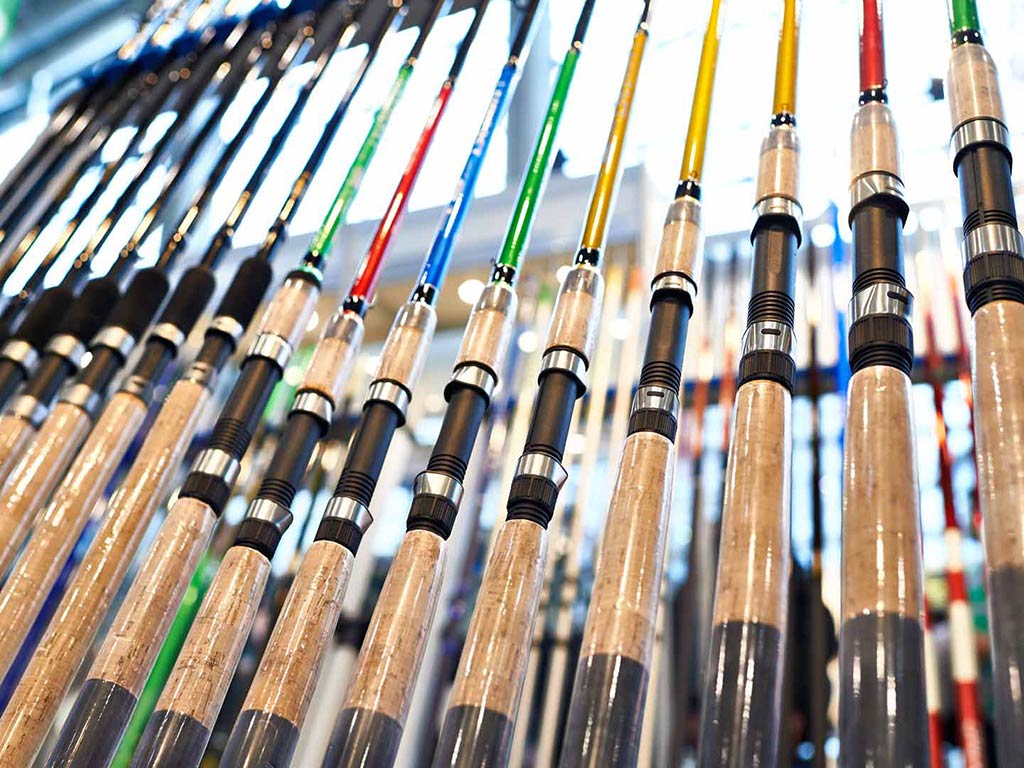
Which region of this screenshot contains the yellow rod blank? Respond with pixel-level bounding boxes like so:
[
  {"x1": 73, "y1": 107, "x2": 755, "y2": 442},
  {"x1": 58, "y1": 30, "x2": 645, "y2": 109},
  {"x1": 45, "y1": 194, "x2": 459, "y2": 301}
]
[
  {"x1": 772, "y1": 0, "x2": 799, "y2": 117},
  {"x1": 680, "y1": 0, "x2": 725, "y2": 185}
]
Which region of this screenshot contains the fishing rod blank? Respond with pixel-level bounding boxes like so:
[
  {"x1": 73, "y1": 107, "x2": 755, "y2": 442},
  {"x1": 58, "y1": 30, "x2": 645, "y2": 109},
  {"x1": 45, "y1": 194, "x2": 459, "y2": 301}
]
[
  {"x1": 696, "y1": 1, "x2": 800, "y2": 764},
  {"x1": 943, "y1": 1, "x2": 1024, "y2": 763},
  {"x1": 431, "y1": 3, "x2": 651, "y2": 765},
  {"x1": 126, "y1": 5, "x2": 485, "y2": 766},
  {"x1": 558, "y1": 1, "x2": 721, "y2": 763},
  {"x1": 44, "y1": 7, "x2": 448, "y2": 767}
]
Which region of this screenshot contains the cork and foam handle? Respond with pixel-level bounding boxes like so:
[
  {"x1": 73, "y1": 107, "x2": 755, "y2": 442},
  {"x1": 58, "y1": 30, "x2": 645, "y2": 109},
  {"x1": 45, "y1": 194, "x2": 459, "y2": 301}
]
[
  {"x1": 375, "y1": 301, "x2": 438, "y2": 393},
  {"x1": 0, "y1": 401, "x2": 92, "y2": 577},
  {"x1": 946, "y1": 42, "x2": 1004, "y2": 130},
  {"x1": 455, "y1": 282, "x2": 518, "y2": 378},
  {"x1": 298, "y1": 310, "x2": 364, "y2": 406},
  {"x1": 0, "y1": 414, "x2": 37, "y2": 488},
  {"x1": 545, "y1": 266, "x2": 604, "y2": 363},
  {"x1": 0, "y1": 380, "x2": 210, "y2": 768},
  {"x1": 0, "y1": 391, "x2": 147, "y2": 681},
  {"x1": 255, "y1": 274, "x2": 321, "y2": 351},
  {"x1": 223, "y1": 540, "x2": 353, "y2": 768}
]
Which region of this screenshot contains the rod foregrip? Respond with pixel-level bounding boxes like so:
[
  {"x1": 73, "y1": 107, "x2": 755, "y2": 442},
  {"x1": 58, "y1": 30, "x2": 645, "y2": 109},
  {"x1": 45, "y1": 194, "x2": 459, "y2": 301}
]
[
  {"x1": 133, "y1": 547, "x2": 272, "y2": 768},
  {"x1": 947, "y1": 42, "x2": 1004, "y2": 133},
  {"x1": 0, "y1": 380, "x2": 210, "y2": 768},
  {"x1": 375, "y1": 300, "x2": 438, "y2": 395},
  {"x1": 839, "y1": 365, "x2": 929, "y2": 765},
  {"x1": 433, "y1": 520, "x2": 547, "y2": 768},
  {"x1": 298, "y1": 309, "x2": 365, "y2": 408},
  {"x1": 545, "y1": 264, "x2": 604, "y2": 366},
  {"x1": 560, "y1": 432, "x2": 674, "y2": 767},
  {"x1": 453, "y1": 281, "x2": 518, "y2": 384},
  {"x1": 0, "y1": 414, "x2": 36, "y2": 488},
  {"x1": 0, "y1": 391, "x2": 147, "y2": 681},
  {"x1": 699, "y1": 380, "x2": 791, "y2": 767},
  {"x1": 49, "y1": 498, "x2": 217, "y2": 768},
  {"x1": 755, "y1": 122, "x2": 800, "y2": 208},
  {"x1": 223, "y1": 540, "x2": 353, "y2": 768}
]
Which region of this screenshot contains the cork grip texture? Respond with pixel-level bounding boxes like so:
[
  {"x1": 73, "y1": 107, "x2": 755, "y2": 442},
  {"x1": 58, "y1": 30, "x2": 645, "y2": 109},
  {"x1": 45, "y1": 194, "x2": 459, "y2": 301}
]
[
  {"x1": 713, "y1": 380, "x2": 792, "y2": 628},
  {"x1": 455, "y1": 283, "x2": 518, "y2": 376},
  {"x1": 654, "y1": 199, "x2": 703, "y2": 285},
  {"x1": 850, "y1": 102, "x2": 900, "y2": 180},
  {"x1": 89, "y1": 498, "x2": 217, "y2": 695},
  {"x1": 546, "y1": 266, "x2": 605, "y2": 363},
  {"x1": 448, "y1": 520, "x2": 547, "y2": 718},
  {"x1": 755, "y1": 125, "x2": 799, "y2": 204},
  {"x1": 843, "y1": 366, "x2": 923, "y2": 620},
  {"x1": 972, "y1": 302, "x2": 1024, "y2": 571},
  {"x1": 0, "y1": 392, "x2": 147, "y2": 679},
  {"x1": 0, "y1": 382, "x2": 210, "y2": 766},
  {"x1": 242, "y1": 540, "x2": 353, "y2": 724},
  {"x1": 255, "y1": 277, "x2": 320, "y2": 351},
  {"x1": 947, "y1": 43, "x2": 1005, "y2": 129},
  {"x1": 344, "y1": 530, "x2": 447, "y2": 722},
  {"x1": 0, "y1": 402, "x2": 92, "y2": 577},
  {"x1": 155, "y1": 546, "x2": 271, "y2": 727},
  {"x1": 0, "y1": 416, "x2": 35, "y2": 489},
  {"x1": 375, "y1": 302, "x2": 438, "y2": 392},
  {"x1": 579, "y1": 432, "x2": 674, "y2": 662},
  {"x1": 298, "y1": 312, "x2": 364, "y2": 406}
]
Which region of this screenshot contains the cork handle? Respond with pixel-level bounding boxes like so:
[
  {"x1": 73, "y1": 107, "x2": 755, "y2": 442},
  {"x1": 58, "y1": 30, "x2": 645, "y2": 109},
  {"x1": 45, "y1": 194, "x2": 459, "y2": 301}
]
[
  {"x1": 579, "y1": 432, "x2": 674, "y2": 663},
  {"x1": 971, "y1": 301, "x2": 1024, "y2": 572},
  {"x1": 375, "y1": 301, "x2": 438, "y2": 392},
  {"x1": 455, "y1": 283, "x2": 518, "y2": 377},
  {"x1": 298, "y1": 311, "x2": 365, "y2": 406},
  {"x1": 0, "y1": 381, "x2": 210, "y2": 767},
  {"x1": 155, "y1": 546, "x2": 271, "y2": 728},
  {"x1": 448, "y1": 520, "x2": 547, "y2": 720},
  {"x1": 947, "y1": 42, "x2": 1005, "y2": 130},
  {"x1": 712, "y1": 380, "x2": 792, "y2": 629},
  {"x1": 89, "y1": 497, "x2": 217, "y2": 695},
  {"x1": 0, "y1": 402, "x2": 92, "y2": 578},
  {"x1": 545, "y1": 266, "x2": 605, "y2": 363},
  {"x1": 241, "y1": 540, "x2": 353, "y2": 725},
  {"x1": 0, "y1": 415, "x2": 35, "y2": 489},
  {"x1": 0, "y1": 392, "x2": 147, "y2": 680},
  {"x1": 254, "y1": 276, "x2": 320, "y2": 351},
  {"x1": 654, "y1": 197, "x2": 703, "y2": 285},
  {"x1": 850, "y1": 101, "x2": 901, "y2": 180},
  {"x1": 755, "y1": 124, "x2": 800, "y2": 203},
  {"x1": 344, "y1": 530, "x2": 447, "y2": 722}
]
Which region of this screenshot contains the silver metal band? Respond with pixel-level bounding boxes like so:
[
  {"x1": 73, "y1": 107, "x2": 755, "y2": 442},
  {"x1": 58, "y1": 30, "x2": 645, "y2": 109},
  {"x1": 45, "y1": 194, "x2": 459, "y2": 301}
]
[
  {"x1": 191, "y1": 448, "x2": 241, "y2": 487},
  {"x1": 366, "y1": 380, "x2": 410, "y2": 418},
  {"x1": 0, "y1": 340, "x2": 38, "y2": 372},
  {"x1": 118, "y1": 375, "x2": 153, "y2": 401},
  {"x1": 91, "y1": 326, "x2": 135, "y2": 358},
  {"x1": 246, "y1": 498, "x2": 293, "y2": 533},
  {"x1": 210, "y1": 315, "x2": 245, "y2": 344},
  {"x1": 849, "y1": 282, "x2": 913, "y2": 324},
  {"x1": 149, "y1": 322, "x2": 186, "y2": 350},
  {"x1": 45, "y1": 334, "x2": 86, "y2": 369},
  {"x1": 291, "y1": 390, "x2": 333, "y2": 425},
  {"x1": 630, "y1": 386, "x2": 680, "y2": 421},
  {"x1": 541, "y1": 349, "x2": 587, "y2": 389},
  {"x1": 962, "y1": 222, "x2": 1024, "y2": 267},
  {"x1": 741, "y1": 320, "x2": 796, "y2": 357},
  {"x1": 184, "y1": 361, "x2": 217, "y2": 389},
  {"x1": 449, "y1": 363, "x2": 496, "y2": 400},
  {"x1": 650, "y1": 272, "x2": 697, "y2": 302},
  {"x1": 515, "y1": 452, "x2": 568, "y2": 491},
  {"x1": 323, "y1": 496, "x2": 373, "y2": 533},
  {"x1": 414, "y1": 471, "x2": 464, "y2": 508},
  {"x1": 849, "y1": 171, "x2": 906, "y2": 210},
  {"x1": 951, "y1": 117, "x2": 1010, "y2": 158},
  {"x1": 8, "y1": 394, "x2": 47, "y2": 428},
  {"x1": 247, "y1": 333, "x2": 292, "y2": 368},
  {"x1": 59, "y1": 382, "x2": 101, "y2": 418},
  {"x1": 754, "y1": 195, "x2": 803, "y2": 229}
]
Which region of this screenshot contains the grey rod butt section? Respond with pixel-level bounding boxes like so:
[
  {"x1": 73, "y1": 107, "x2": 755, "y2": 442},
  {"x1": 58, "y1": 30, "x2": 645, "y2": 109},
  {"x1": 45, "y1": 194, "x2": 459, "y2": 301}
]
[
  {"x1": 221, "y1": 708, "x2": 300, "y2": 768},
  {"x1": 129, "y1": 709, "x2": 211, "y2": 768},
  {"x1": 981, "y1": 566, "x2": 1024, "y2": 768},
  {"x1": 322, "y1": 707, "x2": 402, "y2": 768},
  {"x1": 46, "y1": 679, "x2": 138, "y2": 768},
  {"x1": 431, "y1": 705, "x2": 513, "y2": 768}
]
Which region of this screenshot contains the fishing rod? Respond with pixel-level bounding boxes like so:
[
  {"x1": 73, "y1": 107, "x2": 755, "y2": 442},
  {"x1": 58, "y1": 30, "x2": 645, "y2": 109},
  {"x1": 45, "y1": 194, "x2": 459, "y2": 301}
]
[
  {"x1": 696, "y1": 1, "x2": 800, "y2": 764},
  {"x1": 837, "y1": 0, "x2": 929, "y2": 764},
  {"x1": 126, "y1": 5, "x2": 491, "y2": 766},
  {"x1": 943, "y1": 2, "x2": 1024, "y2": 763},
  {"x1": 917, "y1": 249, "x2": 986, "y2": 767},
  {"x1": 923, "y1": 597, "x2": 945, "y2": 768},
  {"x1": 430, "y1": 3, "x2": 649, "y2": 765},
  {"x1": 0, "y1": 0, "x2": 363, "y2": 714},
  {"x1": 555, "y1": 1, "x2": 718, "y2": 764},
  {"x1": 44, "y1": 7, "x2": 449, "y2": 766}
]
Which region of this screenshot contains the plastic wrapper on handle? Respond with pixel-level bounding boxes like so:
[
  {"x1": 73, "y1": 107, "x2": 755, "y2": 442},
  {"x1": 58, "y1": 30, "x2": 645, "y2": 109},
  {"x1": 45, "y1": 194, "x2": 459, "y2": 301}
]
[
  {"x1": 0, "y1": 391, "x2": 147, "y2": 680},
  {"x1": 0, "y1": 379, "x2": 210, "y2": 768},
  {"x1": 223, "y1": 540, "x2": 353, "y2": 768},
  {"x1": 946, "y1": 42, "x2": 1005, "y2": 130},
  {"x1": 0, "y1": 414, "x2": 37, "y2": 489},
  {"x1": 0, "y1": 401, "x2": 93, "y2": 577}
]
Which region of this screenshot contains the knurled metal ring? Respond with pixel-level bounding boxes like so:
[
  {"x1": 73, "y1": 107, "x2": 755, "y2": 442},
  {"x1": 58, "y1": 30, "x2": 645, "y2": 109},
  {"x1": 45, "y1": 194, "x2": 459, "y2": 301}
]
[
  {"x1": 149, "y1": 322, "x2": 186, "y2": 350},
  {"x1": 741, "y1": 321, "x2": 795, "y2": 357},
  {"x1": 45, "y1": 334, "x2": 86, "y2": 369},
  {"x1": 59, "y1": 382, "x2": 101, "y2": 418},
  {"x1": 515, "y1": 452, "x2": 568, "y2": 491},
  {"x1": 951, "y1": 117, "x2": 1010, "y2": 159},
  {"x1": 0, "y1": 340, "x2": 38, "y2": 373},
  {"x1": 246, "y1": 498, "x2": 293, "y2": 533},
  {"x1": 323, "y1": 496, "x2": 373, "y2": 533},
  {"x1": 210, "y1": 315, "x2": 245, "y2": 344},
  {"x1": 630, "y1": 386, "x2": 680, "y2": 421},
  {"x1": 449, "y1": 363, "x2": 496, "y2": 399},
  {"x1": 849, "y1": 171, "x2": 906, "y2": 210},
  {"x1": 91, "y1": 326, "x2": 135, "y2": 358},
  {"x1": 541, "y1": 349, "x2": 587, "y2": 389},
  {"x1": 849, "y1": 282, "x2": 913, "y2": 324},
  {"x1": 650, "y1": 272, "x2": 697, "y2": 301},
  {"x1": 247, "y1": 333, "x2": 292, "y2": 368},
  {"x1": 8, "y1": 394, "x2": 47, "y2": 428},
  {"x1": 962, "y1": 222, "x2": 1024, "y2": 267},
  {"x1": 291, "y1": 390, "x2": 333, "y2": 425},
  {"x1": 191, "y1": 448, "x2": 241, "y2": 487},
  {"x1": 367, "y1": 380, "x2": 410, "y2": 418},
  {"x1": 414, "y1": 471, "x2": 464, "y2": 508}
]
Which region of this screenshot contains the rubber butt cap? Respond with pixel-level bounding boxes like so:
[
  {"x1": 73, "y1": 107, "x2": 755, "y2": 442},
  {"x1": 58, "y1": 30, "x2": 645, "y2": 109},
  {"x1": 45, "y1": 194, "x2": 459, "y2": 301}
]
[
  {"x1": 106, "y1": 268, "x2": 170, "y2": 340},
  {"x1": 215, "y1": 257, "x2": 274, "y2": 330},
  {"x1": 13, "y1": 285, "x2": 74, "y2": 350},
  {"x1": 59, "y1": 277, "x2": 120, "y2": 339},
  {"x1": 157, "y1": 266, "x2": 216, "y2": 335}
]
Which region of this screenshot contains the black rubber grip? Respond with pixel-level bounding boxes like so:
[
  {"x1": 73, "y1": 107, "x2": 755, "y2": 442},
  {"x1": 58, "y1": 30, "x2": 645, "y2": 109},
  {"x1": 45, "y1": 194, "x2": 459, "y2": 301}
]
[
  {"x1": 156, "y1": 266, "x2": 216, "y2": 335},
  {"x1": 12, "y1": 285, "x2": 74, "y2": 351},
  {"x1": 105, "y1": 268, "x2": 170, "y2": 341},
  {"x1": 58, "y1": 277, "x2": 121, "y2": 339},
  {"x1": 215, "y1": 257, "x2": 274, "y2": 327}
]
